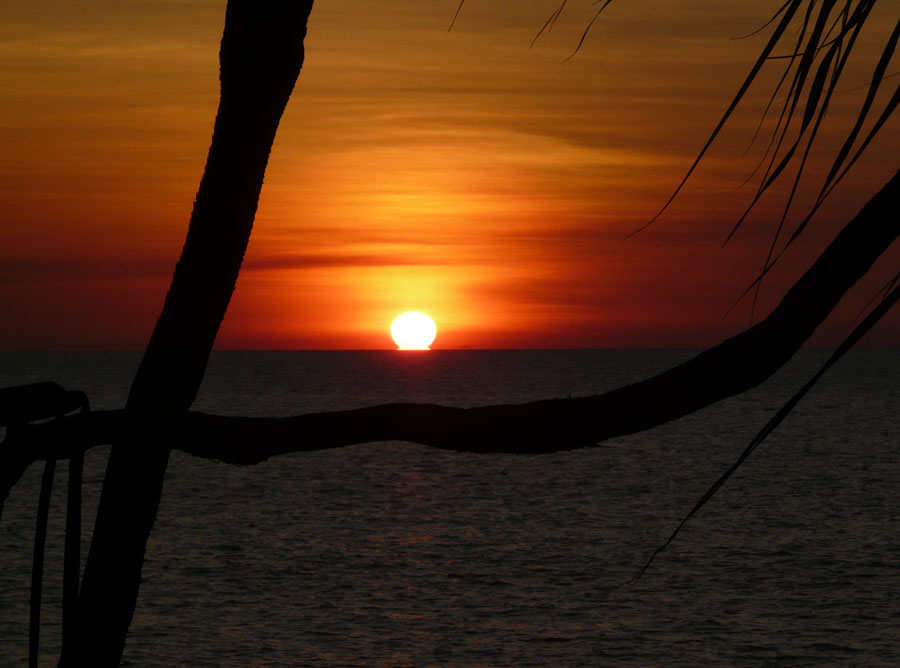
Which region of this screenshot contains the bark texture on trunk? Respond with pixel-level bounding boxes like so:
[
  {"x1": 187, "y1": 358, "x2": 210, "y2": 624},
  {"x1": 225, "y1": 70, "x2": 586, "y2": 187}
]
[{"x1": 59, "y1": 3, "x2": 315, "y2": 665}]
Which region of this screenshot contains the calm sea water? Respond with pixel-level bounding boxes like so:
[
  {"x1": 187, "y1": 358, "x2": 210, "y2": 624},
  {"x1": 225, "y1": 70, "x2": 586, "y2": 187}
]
[{"x1": 1, "y1": 350, "x2": 899, "y2": 667}]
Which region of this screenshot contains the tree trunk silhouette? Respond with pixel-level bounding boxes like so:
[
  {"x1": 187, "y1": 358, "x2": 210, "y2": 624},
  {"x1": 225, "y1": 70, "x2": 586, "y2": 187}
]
[{"x1": 59, "y1": 3, "x2": 315, "y2": 665}]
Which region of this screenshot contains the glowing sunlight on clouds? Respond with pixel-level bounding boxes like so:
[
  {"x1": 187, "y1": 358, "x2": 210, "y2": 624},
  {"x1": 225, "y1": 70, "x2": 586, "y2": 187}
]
[{"x1": 2, "y1": 0, "x2": 898, "y2": 348}]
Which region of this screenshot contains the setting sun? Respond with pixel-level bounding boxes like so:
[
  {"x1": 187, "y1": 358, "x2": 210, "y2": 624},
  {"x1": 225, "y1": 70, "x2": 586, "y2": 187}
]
[{"x1": 391, "y1": 312, "x2": 437, "y2": 350}]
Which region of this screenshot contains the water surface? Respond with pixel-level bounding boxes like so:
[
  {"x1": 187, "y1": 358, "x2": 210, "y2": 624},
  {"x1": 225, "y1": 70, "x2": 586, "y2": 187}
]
[{"x1": 2, "y1": 350, "x2": 899, "y2": 666}]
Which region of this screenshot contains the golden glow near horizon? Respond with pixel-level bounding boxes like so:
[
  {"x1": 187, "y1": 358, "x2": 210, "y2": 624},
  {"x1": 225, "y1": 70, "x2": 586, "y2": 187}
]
[
  {"x1": 1, "y1": 1, "x2": 898, "y2": 349},
  {"x1": 391, "y1": 312, "x2": 437, "y2": 350}
]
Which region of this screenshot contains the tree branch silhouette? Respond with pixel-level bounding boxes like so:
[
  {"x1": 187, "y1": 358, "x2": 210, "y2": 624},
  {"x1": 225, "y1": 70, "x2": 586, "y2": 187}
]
[{"x1": 7, "y1": 168, "x2": 899, "y2": 472}]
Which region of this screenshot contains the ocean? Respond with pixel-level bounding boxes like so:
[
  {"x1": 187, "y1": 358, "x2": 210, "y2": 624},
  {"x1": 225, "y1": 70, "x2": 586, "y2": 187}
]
[{"x1": 1, "y1": 349, "x2": 899, "y2": 666}]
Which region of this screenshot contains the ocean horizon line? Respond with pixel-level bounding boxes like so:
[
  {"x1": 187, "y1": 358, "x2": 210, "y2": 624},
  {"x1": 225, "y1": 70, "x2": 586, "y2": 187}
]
[{"x1": 3, "y1": 344, "x2": 897, "y2": 354}]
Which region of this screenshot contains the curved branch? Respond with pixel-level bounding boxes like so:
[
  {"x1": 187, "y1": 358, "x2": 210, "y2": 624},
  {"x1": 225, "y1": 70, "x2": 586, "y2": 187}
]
[
  {"x1": 148, "y1": 167, "x2": 900, "y2": 458},
  {"x1": 9, "y1": 169, "x2": 899, "y2": 469}
]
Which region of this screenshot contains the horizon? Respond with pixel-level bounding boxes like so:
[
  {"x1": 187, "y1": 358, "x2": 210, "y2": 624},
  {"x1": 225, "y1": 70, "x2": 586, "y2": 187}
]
[{"x1": 3, "y1": 343, "x2": 897, "y2": 352}]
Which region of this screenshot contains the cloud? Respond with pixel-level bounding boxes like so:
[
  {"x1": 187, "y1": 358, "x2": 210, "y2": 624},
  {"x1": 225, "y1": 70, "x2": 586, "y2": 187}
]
[
  {"x1": 243, "y1": 251, "x2": 459, "y2": 272},
  {"x1": 0, "y1": 258, "x2": 173, "y2": 283}
]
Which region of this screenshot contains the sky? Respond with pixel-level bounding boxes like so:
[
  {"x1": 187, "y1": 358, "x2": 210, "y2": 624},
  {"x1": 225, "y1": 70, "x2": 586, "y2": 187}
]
[{"x1": 1, "y1": 0, "x2": 898, "y2": 349}]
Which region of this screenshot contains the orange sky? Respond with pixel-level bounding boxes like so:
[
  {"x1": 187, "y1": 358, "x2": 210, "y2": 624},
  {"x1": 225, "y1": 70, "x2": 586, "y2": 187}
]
[{"x1": 2, "y1": 1, "x2": 898, "y2": 349}]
